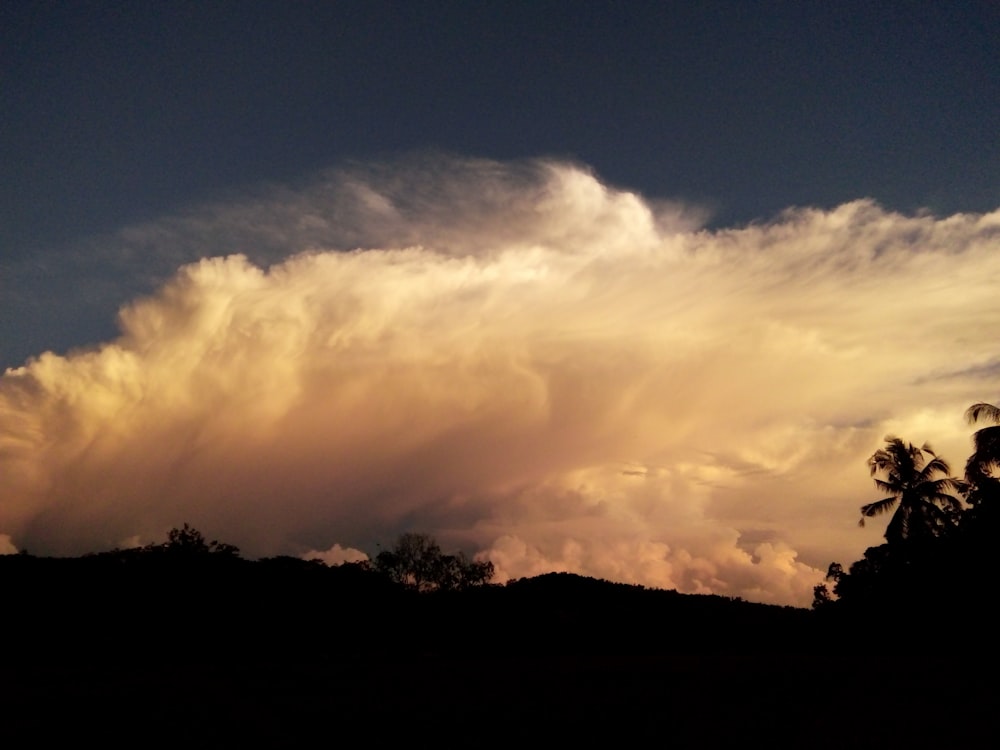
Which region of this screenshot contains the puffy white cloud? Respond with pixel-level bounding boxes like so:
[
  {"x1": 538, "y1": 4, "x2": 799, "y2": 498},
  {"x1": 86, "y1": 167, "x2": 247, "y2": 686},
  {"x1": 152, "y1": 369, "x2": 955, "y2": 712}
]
[
  {"x1": 302, "y1": 544, "x2": 369, "y2": 566},
  {"x1": 2, "y1": 157, "x2": 998, "y2": 605}
]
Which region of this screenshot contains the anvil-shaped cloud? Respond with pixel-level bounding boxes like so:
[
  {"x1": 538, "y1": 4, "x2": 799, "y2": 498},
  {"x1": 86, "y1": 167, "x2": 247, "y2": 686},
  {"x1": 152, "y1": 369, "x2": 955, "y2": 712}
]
[{"x1": 2, "y1": 158, "x2": 999, "y2": 605}]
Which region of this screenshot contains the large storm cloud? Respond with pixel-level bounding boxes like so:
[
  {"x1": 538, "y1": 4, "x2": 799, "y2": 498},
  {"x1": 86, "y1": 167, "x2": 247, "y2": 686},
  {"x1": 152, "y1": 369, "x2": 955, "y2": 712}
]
[{"x1": 3, "y1": 158, "x2": 998, "y2": 605}]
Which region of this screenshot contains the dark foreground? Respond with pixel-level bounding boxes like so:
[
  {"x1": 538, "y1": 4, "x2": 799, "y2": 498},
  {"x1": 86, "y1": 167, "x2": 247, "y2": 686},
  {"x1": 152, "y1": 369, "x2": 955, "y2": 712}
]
[
  {"x1": 3, "y1": 556, "x2": 996, "y2": 745},
  {"x1": 7, "y1": 650, "x2": 995, "y2": 746}
]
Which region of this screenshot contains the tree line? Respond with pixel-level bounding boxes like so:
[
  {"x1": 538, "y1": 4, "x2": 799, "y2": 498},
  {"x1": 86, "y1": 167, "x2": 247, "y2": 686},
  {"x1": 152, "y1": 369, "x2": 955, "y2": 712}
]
[{"x1": 7, "y1": 522, "x2": 494, "y2": 592}]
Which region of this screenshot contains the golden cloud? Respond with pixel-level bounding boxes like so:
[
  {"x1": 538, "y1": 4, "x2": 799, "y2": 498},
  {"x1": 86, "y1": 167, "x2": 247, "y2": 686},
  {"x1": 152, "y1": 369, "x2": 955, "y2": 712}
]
[{"x1": 3, "y1": 159, "x2": 999, "y2": 604}]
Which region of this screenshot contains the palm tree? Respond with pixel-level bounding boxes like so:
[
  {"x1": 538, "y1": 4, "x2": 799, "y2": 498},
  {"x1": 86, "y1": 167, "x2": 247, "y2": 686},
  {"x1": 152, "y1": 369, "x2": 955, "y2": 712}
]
[
  {"x1": 859, "y1": 436, "x2": 964, "y2": 544},
  {"x1": 965, "y1": 402, "x2": 1000, "y2": 504}
]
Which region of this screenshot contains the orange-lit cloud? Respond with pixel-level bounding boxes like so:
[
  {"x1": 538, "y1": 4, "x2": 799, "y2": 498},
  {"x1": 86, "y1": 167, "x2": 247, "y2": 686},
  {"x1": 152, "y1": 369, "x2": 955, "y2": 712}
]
[
  {"x1": 2, "y1": 158, "x2": 999, "y2": 604},
  {"x1": 0, "y1": 535, "x2": 17, "y2": 555}
]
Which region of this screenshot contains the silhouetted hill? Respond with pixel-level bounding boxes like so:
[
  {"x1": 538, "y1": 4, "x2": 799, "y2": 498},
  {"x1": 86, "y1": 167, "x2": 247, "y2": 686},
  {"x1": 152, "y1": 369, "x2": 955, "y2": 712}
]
[
  {"x1": 2, "y1": 553, "x2": 808, "y2": 662},
  {"x1": 416, "y1": 572, "x2": 812, "y2": 655}
]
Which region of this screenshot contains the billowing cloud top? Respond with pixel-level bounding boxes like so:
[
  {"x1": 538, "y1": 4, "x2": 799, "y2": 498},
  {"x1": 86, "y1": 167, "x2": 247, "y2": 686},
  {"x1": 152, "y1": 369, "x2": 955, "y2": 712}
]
[{"x1": 3, "y1": 158, "x2": 999, "y2": 605}]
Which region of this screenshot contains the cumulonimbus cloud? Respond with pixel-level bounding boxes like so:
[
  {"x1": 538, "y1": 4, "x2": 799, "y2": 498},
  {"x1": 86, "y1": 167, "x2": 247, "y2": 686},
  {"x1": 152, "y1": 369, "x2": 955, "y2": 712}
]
[{"x1": 2, "y1": 157, "x2": 999, "y2": 604}]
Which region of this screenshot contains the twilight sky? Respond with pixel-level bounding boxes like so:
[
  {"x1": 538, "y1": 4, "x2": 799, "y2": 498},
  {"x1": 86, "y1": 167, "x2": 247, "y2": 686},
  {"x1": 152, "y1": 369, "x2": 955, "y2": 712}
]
[{"x1": 2, "y1": 2, "x2": 999, "y2": 604}]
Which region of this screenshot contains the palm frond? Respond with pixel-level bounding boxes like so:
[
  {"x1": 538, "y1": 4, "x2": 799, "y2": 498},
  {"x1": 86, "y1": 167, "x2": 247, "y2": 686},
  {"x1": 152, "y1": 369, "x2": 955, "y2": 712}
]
[
  {"x1": 966, "y1": 402, "x2": 1000, "y2": 424},
  {"x1": 868, "y1": 452, "x2": 890, "y2": 475},
  {"x1": 967, "y1": 457, "x2": 1000, "y2": 484},
  {"x1": 932, "y1": 494, "x2": 964, "y2": 513},
  {"x1": 970, "y1": 425, "x2": 1000, "y2": 463},
  {"x1": 918, "y1": 455, "x2": 952, "y2": 481},
  {"x1": 922, "y1": 476, "x2": 963, "y2": 495},
  {"x1": 872, "y1": 478, "x2": 899, "y2": 494},
  {"x1": 860, "y1": 496, "x2": 898, "y2": 517},
  {"x1": 971, "y1": 424, "x2": 1000, "y2": 451},
  {"x1": 967, "y1": 425, "x2": 1000, "y2": 484}
]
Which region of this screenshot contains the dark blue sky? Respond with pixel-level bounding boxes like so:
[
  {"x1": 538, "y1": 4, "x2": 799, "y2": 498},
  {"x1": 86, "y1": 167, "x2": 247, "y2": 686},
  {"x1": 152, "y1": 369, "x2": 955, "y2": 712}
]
[{"x1": 2, "y1": 0, "x2": 999, "y2": 366}]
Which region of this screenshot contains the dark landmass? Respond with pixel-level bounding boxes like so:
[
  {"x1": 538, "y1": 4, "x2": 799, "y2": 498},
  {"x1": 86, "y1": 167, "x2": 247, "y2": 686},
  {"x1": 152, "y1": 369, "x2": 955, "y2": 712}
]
[{"x1": 3, "y1": 537, "x2": 995, "y2": 745}]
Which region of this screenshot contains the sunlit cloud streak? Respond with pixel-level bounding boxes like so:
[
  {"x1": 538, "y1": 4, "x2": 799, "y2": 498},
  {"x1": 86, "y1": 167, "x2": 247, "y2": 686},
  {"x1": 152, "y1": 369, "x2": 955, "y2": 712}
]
[{"x1": 2, "y1": 157, "x2": 999, "y2": 605}]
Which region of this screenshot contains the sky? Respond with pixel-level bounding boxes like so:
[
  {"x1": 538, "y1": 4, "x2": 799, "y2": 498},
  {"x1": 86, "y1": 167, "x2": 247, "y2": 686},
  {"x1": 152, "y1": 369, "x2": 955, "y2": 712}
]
[{"x1": 2, "y1": 2, "x2": 999, "y2": 604}]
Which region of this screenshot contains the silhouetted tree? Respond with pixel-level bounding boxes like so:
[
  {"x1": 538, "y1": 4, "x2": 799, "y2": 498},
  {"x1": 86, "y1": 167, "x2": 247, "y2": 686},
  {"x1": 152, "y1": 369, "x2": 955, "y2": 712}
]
[
  {"x1": 374, "y1": 532, "x2": 494, "y2": 591},
  {"x1": 433, "y1": 551, "x2": 495, "y2": 591},
  {"x1": 811, "y1": 583, "x2": 833, "y2": 610},
  {"x1": 965, "y1": 402, "x2": 1000, "y2": 510},
  {"x1": 859, "y1": 436, "x2": 964, "y2": 544},
  {"x1": 152, "y1": 524, "x2": 241, "y2": 556}
]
